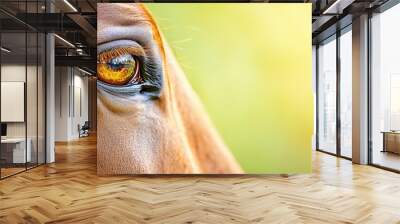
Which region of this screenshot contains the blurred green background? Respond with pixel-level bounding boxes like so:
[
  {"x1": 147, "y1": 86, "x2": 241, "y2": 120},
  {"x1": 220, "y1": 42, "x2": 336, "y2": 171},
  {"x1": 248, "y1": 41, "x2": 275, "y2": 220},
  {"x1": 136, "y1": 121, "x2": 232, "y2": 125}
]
[{"x1": 147, "y1": 4, "x2": 313, "y2": 173}]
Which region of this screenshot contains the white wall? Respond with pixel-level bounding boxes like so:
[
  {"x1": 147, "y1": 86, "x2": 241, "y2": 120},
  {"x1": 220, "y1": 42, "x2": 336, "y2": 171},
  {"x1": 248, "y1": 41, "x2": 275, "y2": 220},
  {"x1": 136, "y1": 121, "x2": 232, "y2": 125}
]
[
  {"x1": 72, "y1": 73, "x2": 89, "y2": 138},
  {"x1": 1, "y1": 65, "x2": 26, "y2": 139},
  {"x1": 1, "y1": 82, "x2": 25, "y2": 122},
  {"x1": 54, "y1": 67, "x2": 89, "y2": 141},
  {"x1": 55, "y1": 67, "x2": 69, "y2": 141},
  {"x1": 1, "y1": 65, "x2": 37, "y2": 138}
]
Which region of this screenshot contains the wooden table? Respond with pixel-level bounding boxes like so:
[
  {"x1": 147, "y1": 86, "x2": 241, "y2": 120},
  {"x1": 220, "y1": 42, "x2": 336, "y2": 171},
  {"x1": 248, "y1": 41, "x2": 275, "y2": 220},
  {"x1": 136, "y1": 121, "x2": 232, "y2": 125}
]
[{"x1": 382, "y1": 131, "x2": 400, "y2": 154}]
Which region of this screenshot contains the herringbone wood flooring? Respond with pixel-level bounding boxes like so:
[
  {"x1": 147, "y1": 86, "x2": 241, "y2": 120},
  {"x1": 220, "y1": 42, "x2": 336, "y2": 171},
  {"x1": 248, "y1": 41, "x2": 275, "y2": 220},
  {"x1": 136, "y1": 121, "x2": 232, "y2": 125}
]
[{"x1": 1, "y1": 135, "x2": 400, "y2": 224}]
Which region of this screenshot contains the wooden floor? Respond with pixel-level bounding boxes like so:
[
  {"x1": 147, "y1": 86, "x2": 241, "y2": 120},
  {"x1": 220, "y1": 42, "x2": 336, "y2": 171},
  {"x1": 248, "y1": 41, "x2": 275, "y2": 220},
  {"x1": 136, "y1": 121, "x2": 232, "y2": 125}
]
[
  {"x1": 373, "y1": 150, "x2": 400, "y2": 171},
  {"x1": 1, "y1": 136, "x2": 400, "y2": 223},
  {"x1": 0, "y1": 167, "x2": 26, "y2": 178}
]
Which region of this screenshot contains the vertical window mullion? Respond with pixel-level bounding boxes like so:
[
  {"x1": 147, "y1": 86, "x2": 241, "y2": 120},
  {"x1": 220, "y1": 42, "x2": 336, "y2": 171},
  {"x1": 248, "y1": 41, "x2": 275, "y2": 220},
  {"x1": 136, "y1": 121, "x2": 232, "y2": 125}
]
[
  {"x1": 367, "y1": 11, "x2": 373, "y2": 165},
  {"x1": 25, "y1": 0, "x2": 28, "y2": 171},
  {"x1": 0, "y1": 20, "x2": 2, "y2": 179},
  {"x1": 36, "y1": 0, "x2": 39, "y2": 167},
  {"x1": 316, "y1": 45, "x2": 320, "y2": 151},
  {"x1": 336, "y1": 29, "x2": 341, "y2": 157}
]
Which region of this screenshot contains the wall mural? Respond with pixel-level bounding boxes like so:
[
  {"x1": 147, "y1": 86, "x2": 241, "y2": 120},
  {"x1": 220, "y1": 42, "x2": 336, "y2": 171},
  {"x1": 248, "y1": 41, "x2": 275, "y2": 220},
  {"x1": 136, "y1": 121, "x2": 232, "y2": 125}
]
[{"x1": 97, "y1": 3, "x2": 312, "y2": 174}]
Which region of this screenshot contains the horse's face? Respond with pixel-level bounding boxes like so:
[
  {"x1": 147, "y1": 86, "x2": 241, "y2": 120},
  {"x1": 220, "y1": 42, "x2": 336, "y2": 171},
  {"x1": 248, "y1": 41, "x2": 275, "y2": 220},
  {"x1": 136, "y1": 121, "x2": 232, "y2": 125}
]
[
  {"x1": 97, "y1": 3, "x2": 242, "y2": 174},
  {"x1": 97, "y1": 4, "x2": 163, "y2": 95},
  {"x1": 97, "y1": 4, "x2": 194, "y2": 174}
]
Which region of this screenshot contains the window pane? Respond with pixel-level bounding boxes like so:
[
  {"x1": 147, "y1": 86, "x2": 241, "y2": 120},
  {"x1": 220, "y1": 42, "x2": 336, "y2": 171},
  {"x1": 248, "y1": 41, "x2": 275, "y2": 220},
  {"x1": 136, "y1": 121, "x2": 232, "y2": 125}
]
[
  {"x1": 0, "y1": 1, "x2": 46, "y2": 179},
  {"x1": 318, "y1": 37, "x2": 337, "y2": 154},
  {"x1": 1, "y1": 31, "x2": 27, "y2": 177},
  {"x1": 27, "y1": 31, "x2": 38, "y2": 169},
  {"x1": 371, "y1": 3, "x2": 400, "y2": 171},
  {"x1": 340, "y1": 29, "x2": 352, "y2": 158}
]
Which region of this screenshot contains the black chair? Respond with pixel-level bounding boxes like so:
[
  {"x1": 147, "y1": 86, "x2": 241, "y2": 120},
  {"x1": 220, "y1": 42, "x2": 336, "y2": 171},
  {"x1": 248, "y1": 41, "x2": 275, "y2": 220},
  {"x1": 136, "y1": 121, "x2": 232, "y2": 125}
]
[{"x1": 78, "y1": 121, "x2": 90, "y2": 138}]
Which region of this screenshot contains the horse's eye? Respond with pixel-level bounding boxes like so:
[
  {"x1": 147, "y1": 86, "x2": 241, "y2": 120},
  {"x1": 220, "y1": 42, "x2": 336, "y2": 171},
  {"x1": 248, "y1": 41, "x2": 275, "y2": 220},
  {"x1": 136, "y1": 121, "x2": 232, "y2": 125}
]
[{"x1": 97, "y1": 52, "x2": 141, "y2": 85}]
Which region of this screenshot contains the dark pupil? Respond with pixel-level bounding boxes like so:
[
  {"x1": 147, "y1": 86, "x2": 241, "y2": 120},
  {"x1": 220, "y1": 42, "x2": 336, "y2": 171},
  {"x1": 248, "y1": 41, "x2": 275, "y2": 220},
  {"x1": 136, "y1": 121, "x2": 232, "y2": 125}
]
[
  {"x1": 107, "y1": 61, "x2": 124, "y2": 70},
  {"x1": 107, "y1": 54, "x2": 134, "y2": 70}
]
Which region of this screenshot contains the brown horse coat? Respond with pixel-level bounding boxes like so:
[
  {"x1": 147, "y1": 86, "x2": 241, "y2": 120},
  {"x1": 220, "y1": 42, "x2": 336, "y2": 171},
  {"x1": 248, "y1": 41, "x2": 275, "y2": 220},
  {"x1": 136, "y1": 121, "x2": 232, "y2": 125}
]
[{"x1": 97, "y1": 3, "x2": 242, "y2": 174}]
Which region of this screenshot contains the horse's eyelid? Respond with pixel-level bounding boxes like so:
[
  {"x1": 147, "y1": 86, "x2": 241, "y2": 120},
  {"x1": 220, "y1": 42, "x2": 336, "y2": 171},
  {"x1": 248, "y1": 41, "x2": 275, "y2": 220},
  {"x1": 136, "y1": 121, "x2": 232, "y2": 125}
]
[{"x1": 97, "y1": 47, "x2": 145, "y2": 63}]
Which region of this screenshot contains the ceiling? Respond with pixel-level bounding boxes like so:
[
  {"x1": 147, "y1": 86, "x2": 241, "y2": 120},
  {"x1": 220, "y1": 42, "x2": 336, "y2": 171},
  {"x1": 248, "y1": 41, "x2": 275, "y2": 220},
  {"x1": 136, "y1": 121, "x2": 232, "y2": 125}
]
[
  {"x1": 311, "y1": 0, "x2": 393, "y2": 43},
  {"x1": 0, "y1": 0, "x2": 394, "y2": 70}
]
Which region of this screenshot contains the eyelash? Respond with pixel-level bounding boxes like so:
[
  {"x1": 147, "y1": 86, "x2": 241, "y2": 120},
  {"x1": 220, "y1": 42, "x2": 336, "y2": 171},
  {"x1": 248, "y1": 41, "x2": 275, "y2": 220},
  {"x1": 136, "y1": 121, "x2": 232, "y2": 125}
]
[{"x1": 97, "y1": 47, "x2": 143, "y2": 64}]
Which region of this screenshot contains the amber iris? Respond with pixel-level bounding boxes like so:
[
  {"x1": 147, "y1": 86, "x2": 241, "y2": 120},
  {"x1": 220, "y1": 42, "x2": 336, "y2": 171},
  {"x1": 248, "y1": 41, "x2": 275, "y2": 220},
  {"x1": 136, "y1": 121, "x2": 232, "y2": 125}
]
[{"x1": 97, "y1": 53, "x2": 138, "y2": 85}]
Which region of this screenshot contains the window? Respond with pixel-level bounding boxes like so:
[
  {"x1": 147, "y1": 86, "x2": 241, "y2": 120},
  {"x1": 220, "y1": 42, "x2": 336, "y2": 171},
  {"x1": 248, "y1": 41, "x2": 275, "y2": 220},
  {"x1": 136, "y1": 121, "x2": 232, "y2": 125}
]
[
  {"x1": 371, "y1": 2, "x2": 400, "y2": 171},
  {"x1": 390, "y1": 74, "x2": 400, "y2": 130},
  {"x1": 0, "y1": 1, "x2": 46, "y2": 179},
  {"x1": 339, "y1": 28, "x2": 352, "y2": 158},
  {"x1": 317, "y1": 36, "x2": 337, "y2": 154}
]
